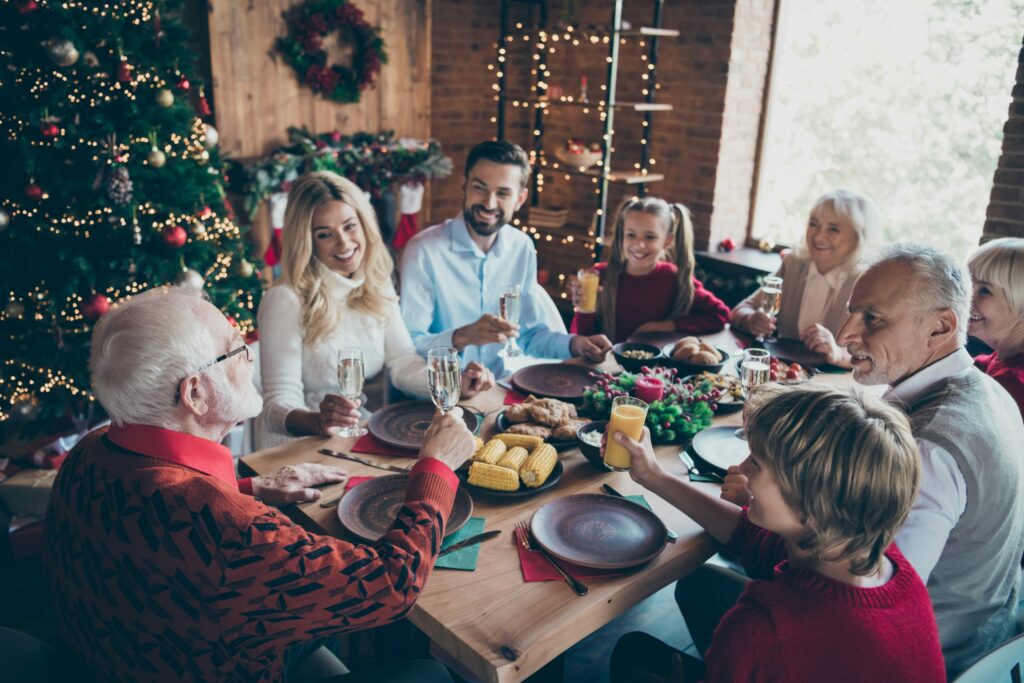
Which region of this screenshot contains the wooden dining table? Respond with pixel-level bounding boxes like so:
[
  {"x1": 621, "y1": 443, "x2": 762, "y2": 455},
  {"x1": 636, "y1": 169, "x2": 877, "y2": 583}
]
[{"x1": 239, "y1": 329, "x2": 855, "y2": 682}]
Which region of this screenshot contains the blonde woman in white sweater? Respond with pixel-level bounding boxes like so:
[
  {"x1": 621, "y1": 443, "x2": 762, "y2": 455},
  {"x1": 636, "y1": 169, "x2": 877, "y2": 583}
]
[{"x1": 256, "y1": 172, "x2": 493, "y2": 448}]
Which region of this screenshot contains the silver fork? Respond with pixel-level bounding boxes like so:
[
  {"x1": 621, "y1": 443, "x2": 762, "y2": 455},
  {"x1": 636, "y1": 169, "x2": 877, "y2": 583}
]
[{"x1": 514, "y1": 521, "x2": 588, "y2": 596}]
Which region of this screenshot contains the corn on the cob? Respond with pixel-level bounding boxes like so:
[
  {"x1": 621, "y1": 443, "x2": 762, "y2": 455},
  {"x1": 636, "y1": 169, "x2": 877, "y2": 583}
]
[
  {"x1": 496, "y1": 446, "x2": 529, "y2": 473},
  {"x1": 473, "y1": 438, "x2": 507, "y2": 465},
  {"x1": 494, "y1": 432, "x2": 544, "y2": 450},
  {"x1": 467, "y1": 461, "x2": 520, "y2": 491},
  {"x1": 472, "y1": 436, "x2": 485, "y2": 453},
  {"x1": 521, "y1": 443, "x2": 557, "y2": 488}
]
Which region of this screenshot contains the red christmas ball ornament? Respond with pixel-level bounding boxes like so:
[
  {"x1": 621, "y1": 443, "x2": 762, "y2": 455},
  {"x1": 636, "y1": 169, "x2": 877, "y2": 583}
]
[
  {"x1": 162, "y1": 225, "x2": 187, "y2": 248},
  {"x1": 196, "y1": 205, "x2": 213, "y2": 219},
  {"x1": 82, "y1": 294, "x2": 111, "y2": 322},
  {"x1": 177, "y1": 75, "x2": 191, "y2": 91},
  {"x1": 116, "y1": 60, "x2": 132, "y2": 83},
  {"x1": 18, "y1": 0, "x2": 38, "y2": 14},
  {"x1": 717, "y1": 237, "x2": 736, "y2": 253},
  {"x1": 24, "y1": 182, "x2": 43, "y2": 201},
  {"x1": 40, "y1": 122, "x2": 60, "y2": 138}
]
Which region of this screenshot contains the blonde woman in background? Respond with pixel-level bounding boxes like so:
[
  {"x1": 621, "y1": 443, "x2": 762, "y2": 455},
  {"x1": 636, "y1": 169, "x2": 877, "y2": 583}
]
[
  {"x1": 256, "y1": 172, "x2": 493, "y2": 448},
  {"x1": 968, "y1": 237, "x2": 1024, "y2": 419},
  {"x1": 731, "y1": 189, "x2": 880, "y2": 367}
]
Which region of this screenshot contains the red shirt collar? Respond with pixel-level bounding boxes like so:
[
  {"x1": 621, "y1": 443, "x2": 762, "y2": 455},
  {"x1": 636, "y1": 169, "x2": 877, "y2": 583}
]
[{"x1": 106, "y1": 424, "x2": 238, "y2": 489}]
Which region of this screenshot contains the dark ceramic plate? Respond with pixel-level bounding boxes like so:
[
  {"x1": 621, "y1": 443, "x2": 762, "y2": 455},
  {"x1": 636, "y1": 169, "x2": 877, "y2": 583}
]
[
  {"x1": 457, "y1": 461, "x2": 563, "y2": 503},
  {"x1": 368, "y1": 400, "x2": 481, "y2": 451},
  {"x1": 511, "y1": 364, "x2": 594, "y2": 401},
  {"x1": 337, "y1": 474, "x2": 473, "y2": 541},
  {"x1": 763, "y1": 338, "x2": 828, "y2": 369},
  {"x1": 575, "y1": 420, "x2": 610, "y2": 471},
  {"x1": 530, "y1": 493, "x2": 667, "y2": 569},
  {"x1": 494, "y1": 411, "x2": 577, "y2": 451},
  {"x1": 690, "y1": 425, "x2": 750, "y2": 472},
  {"x1": 660, "y1": 343, "x2": 731, "y2": 375},
  {"x1": 612, "y1": 342, "x2": 663, "y2": 373}
]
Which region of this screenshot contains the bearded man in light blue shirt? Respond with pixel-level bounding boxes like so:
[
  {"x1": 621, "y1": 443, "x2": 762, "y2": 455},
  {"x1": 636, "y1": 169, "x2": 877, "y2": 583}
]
[{"x1": 400, "y1": 140, "x2": 612, "y2": 376}]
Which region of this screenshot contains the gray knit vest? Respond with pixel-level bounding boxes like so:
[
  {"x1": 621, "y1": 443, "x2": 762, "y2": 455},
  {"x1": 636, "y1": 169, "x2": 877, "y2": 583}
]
[{"x1": 909, "y1": 369, "x2": 1024, "y2": 677}]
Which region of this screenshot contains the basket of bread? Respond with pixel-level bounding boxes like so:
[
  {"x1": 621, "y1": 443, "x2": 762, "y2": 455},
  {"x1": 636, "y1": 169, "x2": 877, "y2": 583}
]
[{"x1": 662, "y1": 336, "x2": 730, "y2": 373}]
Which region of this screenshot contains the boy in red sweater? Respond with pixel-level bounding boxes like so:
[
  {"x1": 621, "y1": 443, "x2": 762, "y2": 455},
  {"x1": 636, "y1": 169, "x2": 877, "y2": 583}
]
[
  {"x1": 609, "y1": 383, "x2": 945, "y2": 682},
  {"x1": 570, "y1": 197, "x2": 729, "y2": 343},
  {"x1": 44, "y1": 285, "x2": 473, "y2": 683}
]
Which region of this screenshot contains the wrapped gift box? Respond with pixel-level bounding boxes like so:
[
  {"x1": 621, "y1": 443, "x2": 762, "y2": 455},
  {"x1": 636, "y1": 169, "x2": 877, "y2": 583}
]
[{"x1": 0, "y1": 468, "x2": 58, "y2": 516}]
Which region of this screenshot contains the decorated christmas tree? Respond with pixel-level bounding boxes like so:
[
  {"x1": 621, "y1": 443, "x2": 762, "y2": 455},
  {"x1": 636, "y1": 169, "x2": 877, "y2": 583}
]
[{"x1": 0, "y1": 0, "x2": 261, "y2": 428}]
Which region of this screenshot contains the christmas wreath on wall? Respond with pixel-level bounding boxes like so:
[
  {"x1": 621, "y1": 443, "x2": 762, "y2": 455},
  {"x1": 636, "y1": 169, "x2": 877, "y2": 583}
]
[{"x1": 275, "y1": 0, "x2": 388, "y2": 104}]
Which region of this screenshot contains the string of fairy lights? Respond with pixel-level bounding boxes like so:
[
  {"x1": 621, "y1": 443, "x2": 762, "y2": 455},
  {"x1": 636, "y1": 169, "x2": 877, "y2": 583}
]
[
  {"x1": 1, "y1": 0, "x2": 256, "y2": 422},
  {"x1": 487, "y1": 22, "x2": 662, "y2": 299}
]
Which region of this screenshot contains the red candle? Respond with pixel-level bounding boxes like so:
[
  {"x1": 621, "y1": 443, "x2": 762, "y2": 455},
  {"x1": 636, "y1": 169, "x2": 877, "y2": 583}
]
[{"x1": 634, "y1": 376, "x2": 664, "y2": 403}]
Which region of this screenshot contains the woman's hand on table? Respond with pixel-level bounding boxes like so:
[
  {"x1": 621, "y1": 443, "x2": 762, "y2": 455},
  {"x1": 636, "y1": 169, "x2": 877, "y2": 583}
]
[
  {"x1": 460, "y1": 361, "x2": 494, "y2": 398},
  {"x1": 317, "y1": 393, "x2": 362, "y2": 436},
  {"x1": 253, "y1": 463, "x2": 348, "y2": 505},
  {"x1": 799, "y1": 323, "x2": 851, "y2": 367},
  {"x1": 744, "y1": 311, "x2": 777, "y2": 337},
  {"x1": 419, "y1": 407, "x2": 477, "y2": 472},
  {"x1": 720, "y1": 465, "x2": 750, "y2": 506}
]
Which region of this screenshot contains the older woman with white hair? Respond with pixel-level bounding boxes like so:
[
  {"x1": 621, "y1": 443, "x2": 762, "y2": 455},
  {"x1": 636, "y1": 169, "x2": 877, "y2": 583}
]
[
  {"x1": 256, "y1": 171, "x2": 493, "y2": 449},
  {"x1": 730, "y1": 189, "x2": 880, "y2": 367},
  {"x1": 968, "y1": 237, "x2": 1024, "y2": 419}
]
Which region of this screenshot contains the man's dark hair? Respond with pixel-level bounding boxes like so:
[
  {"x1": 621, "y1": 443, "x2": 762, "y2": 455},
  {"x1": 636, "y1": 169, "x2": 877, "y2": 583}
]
[{"x1": 464, "y1": 140, "x2": 532, "y2": 190}]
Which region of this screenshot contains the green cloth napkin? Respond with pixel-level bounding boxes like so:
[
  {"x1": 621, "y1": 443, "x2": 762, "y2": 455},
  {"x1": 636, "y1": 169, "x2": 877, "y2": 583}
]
[
  {"x1": 627, "y1": 494, "x2": 652, "y2": 510},
  {"x1": 435, "y1": 517, "x2": 486, "y2": 571}
]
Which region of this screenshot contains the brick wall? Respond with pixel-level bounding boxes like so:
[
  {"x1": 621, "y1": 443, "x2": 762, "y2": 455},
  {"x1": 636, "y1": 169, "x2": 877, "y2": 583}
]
[
  {"x1": 984, "y1": 33, "x2": 1024, "y2": 241},
  {"x1": 429, "y1": 0, "x2": 774, "y2": 284}
]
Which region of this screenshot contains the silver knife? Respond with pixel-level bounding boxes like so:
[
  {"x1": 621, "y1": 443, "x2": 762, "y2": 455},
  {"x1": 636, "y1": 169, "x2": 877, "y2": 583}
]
[
  {"x1": 438, "y1": 530, "x2": 502, "y2": 557},
  {"x1": 318, "y1": 448, "x2": 412, "y2": 473},
  {"x1": 602, "y1": 483, "x2": 678, "y2": 543}
]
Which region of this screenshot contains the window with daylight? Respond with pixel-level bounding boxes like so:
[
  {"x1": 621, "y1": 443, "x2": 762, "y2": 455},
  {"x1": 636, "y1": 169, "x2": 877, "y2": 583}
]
[{"x1": 750, "y1": 0, "x2": 1023, "y2": 258}]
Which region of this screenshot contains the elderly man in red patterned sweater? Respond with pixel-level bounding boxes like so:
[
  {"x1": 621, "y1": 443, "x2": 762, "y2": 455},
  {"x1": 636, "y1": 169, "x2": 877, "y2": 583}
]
[{"x1": 43, "y1": 285, "x2": 472, "y2": 683}]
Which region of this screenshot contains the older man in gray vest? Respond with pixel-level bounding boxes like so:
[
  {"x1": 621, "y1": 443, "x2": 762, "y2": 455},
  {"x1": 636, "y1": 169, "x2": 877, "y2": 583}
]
[{"x1": 836, "y1": 243, "x2": 1024, "y2": 677}]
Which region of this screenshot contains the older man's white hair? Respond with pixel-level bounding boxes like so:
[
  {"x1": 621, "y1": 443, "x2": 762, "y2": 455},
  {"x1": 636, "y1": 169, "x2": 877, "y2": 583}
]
[
  {"x1": 871, "y1": 243, "x2": 971, "y2": 345},
  {"x1": 89, "y1": 285, "x2": 219, "y2": 428}
]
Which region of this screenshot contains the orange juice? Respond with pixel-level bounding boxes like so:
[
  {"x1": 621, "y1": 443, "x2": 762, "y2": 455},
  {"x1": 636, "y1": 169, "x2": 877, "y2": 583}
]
[
  {"x1": 578, "y1": 269, "x2": 600, "y2": 313},
  {"x1": 603, "y1": 397, "x2": 648, "y2": 471}
]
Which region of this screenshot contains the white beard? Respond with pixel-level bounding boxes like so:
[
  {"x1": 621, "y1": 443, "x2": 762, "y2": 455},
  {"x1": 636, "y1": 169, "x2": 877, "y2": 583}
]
[{"x1": 205, "y1": 366, "x2": 263, "y2": 426}]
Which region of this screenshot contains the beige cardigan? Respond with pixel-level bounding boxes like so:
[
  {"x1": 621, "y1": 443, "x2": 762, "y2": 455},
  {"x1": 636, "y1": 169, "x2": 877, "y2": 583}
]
[{"x1": 734, "y1": 254, "x2": 860, "y2": 340}]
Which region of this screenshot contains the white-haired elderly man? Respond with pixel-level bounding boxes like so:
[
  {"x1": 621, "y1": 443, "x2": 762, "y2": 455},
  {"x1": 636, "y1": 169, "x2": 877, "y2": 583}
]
[
  {"x1": 700, "y1": 244, "x2": 1024, "y2": 676},
  {"x1": 43, "y1": 285, "x2": 470, "y2": 683},
  {"x1": 835, "y1": 243, "x2": 1024, "y2": 676}
]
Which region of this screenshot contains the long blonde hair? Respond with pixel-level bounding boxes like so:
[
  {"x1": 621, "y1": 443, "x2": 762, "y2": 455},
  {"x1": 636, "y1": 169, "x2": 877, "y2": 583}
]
[
  {"x1": 598, "y1": 197, "x2": 696, "y2": 341},
  {"x1": 279, "y1": 171, "x2": 395, "y2": 346}
]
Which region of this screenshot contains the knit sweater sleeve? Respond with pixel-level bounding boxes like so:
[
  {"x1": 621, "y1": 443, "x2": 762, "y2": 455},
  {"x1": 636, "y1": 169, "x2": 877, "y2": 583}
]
[
  {"x1": 383, "y1": 299, "x2": 430, "y2": 399},
  {"x1": 257, "y1": 285, "x2": 308, "y2": 435},
  {"x1": 674, "y1": 277, "x2": 730, "y2": 334},
  {"x1": 725, "y1": 509, "x2": 788, "y2": 580},
  {"x1": 703, "y1": 588, "x2": 781, "y2": 683},
  {"x1": 211, "y1": 462, "x2": 456, "y2": 657}
]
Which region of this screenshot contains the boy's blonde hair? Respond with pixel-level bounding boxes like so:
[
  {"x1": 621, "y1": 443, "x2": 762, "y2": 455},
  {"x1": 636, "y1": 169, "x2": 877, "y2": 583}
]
[
  {"x1": 599, "y1": 196, "x2": 696, "y2": 341},
  {"x1": 745, "y1": 383, "x2": 920, "y2": 576},
  {"x1": 279, "y1": 171, "x2": 395, "y2": 347}
]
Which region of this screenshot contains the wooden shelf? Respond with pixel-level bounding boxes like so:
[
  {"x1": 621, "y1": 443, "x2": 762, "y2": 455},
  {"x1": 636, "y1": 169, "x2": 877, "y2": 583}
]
[
  {"x1": 501, "y1": 94, "x2": 672, "y2": 112},
  {"x1": 543, "y1": 164, "x2": 664, "y2": 185},
  {"x1": 621, "y1": 27, "x2": 680, "y2": 37}
]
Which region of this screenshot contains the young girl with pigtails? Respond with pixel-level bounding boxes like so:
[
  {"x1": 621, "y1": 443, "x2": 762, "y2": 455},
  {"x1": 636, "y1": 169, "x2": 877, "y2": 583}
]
[{"x1": 571, "y1": 197, "x2": 730, "y2": 343}]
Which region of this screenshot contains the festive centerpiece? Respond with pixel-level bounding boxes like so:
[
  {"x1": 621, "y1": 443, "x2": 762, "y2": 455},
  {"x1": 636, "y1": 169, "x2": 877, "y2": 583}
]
[
  {"x1": 555, "y1": 139, "x2": 602, "y2": 169},
  {"x1": 581, "y1": 366, "x2": 719, "y2": 444}
]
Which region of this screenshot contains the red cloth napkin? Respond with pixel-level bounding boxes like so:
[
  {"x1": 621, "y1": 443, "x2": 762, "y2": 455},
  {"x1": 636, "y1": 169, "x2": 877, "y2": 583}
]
[
  {"x1": 504, "y1": 389, "x2": 527, "y2": 405},
  {"x1": 514, "y1": 533, "x2": 626, "y2": 582},
  {"x1": 344, "y1": 475, "x2": 374, "y2": 491},
  {"x1": 352, "y1": 432, "x2": 418, "y2": 458}
]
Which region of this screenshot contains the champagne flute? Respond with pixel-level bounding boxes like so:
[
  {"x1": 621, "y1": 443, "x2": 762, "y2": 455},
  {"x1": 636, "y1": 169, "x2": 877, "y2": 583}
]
[
  {"x1": 336, "y1": 347, "x2": 367, "y2": 437},
  {"x1": 497, "y1": 283, "x2": 523, "y2": 358},
  {"x1": 756, "y1": 276, "x2": 784, "y2": 343},
  {"x1": 736, "y1": 348, "x2": 771, "y2": 439},
  {"x1": 427, "y1": 347, "x2": 462, "y2": 415}
]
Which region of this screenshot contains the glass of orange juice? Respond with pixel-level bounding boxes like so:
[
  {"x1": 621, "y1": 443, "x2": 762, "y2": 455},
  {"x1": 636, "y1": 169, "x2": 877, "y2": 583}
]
[
  {"x1": 603, "y1": 396, "x2": 649, "y2": 471},
  {"x1": 577, "y1": 269, "x2": 600, "y2": 314}
]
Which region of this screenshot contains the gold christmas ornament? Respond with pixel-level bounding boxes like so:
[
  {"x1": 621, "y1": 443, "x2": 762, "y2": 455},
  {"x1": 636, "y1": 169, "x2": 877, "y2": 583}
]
[
  {"x1": 235, "y1": 259, "x2": 255, "y2": 278},
  {"x1": 192, "y1": 223, "x2": 207, "y2": 238},
  {"x1": 174, "y1": 268, "x2": 205, "y2": 290},
  {"x1": 45, "y1": 37, "x2": 79, "y2": 67},
  {"x1": 147, "y1": 148, "x2": 166, "y2": 168},
  {"x1": 203, "y1": 124, "x2": 218, "y2": 149},
  {"x1": 758, "y1": 239, "x2": 776, "y2": 253},
  {"x1": 155, "y1": 88, "x2": 174, "y2": 108}
]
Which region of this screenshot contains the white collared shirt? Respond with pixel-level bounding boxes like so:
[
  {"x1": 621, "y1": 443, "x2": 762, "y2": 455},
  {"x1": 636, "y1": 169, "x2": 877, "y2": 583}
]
[
  {"x1": 890, "y1": 348, "x2": 973, "y2": 584},
  {"x1": 796, "y1": 263, "x2": 850, "y2": 334}
]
